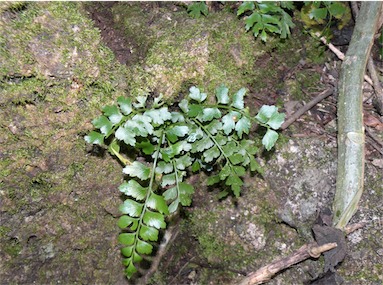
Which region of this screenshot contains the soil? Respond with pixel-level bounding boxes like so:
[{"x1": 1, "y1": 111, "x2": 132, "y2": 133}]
[{"x1": 1, "y1": 2, "x2": 382, "y2": 285}]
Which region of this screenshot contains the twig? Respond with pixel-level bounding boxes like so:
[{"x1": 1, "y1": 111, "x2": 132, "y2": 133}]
[
  {"x1": 237, "y1": 222, "x2": 366, "y2": 285},
  {"x1": 315, "y1": 32, "x2": 374, "y2": 86},
  {"x1": 237, "y1": 242, "x2": 337, "y2": 285},
  {"x1": 281, "y1": 87, "x2": 334, "y2": 130}
]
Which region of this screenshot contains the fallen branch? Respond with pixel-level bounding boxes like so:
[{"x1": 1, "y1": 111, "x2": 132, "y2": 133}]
[
  {"x1": 315, "y1": 32, "x2": 373, "y2": 86},
  {"x1": 281, "y1": 87, "x2": 334, "y2": 130},
  {"x1": 237, "y1": 242, "x2": 337, "y2": 285},
  {"x1": 237, "y1": 222, "x2": 365, "y2": 285}
]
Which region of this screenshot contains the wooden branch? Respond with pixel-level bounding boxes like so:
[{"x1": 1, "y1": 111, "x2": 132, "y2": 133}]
[
  {"x1": 237, "y1": 242, "x2": 337, "y2": 285},
  {"x1": 281, "y1": 87, "x2": 334, "y2": 130},
  {"x1": 333, "y1": 1, "x2": 382, "y2": 229},
  {"x1": 236, "y1": 222, "x2": 365, "y2": 285},
  {"x1": 315, "y1": 32, "x2": 373, "y2": 86}
]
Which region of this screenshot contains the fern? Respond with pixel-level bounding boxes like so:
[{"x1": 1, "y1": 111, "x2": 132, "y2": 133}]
[
  {"x1": 85, "y1": 84, "x2": 284, "y2": 278},
  {"x1": 237, "y1": 1, "x2": 296, "y2": 42}
]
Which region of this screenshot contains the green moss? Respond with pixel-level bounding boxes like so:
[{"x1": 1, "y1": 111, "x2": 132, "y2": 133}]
[{"x1": 3, "y1": 237, "x2": 22, "y2": 257}]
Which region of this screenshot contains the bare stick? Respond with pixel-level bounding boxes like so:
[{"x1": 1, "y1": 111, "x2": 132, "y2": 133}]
[
  {"x1": 237, "y1": 242, "x2": 337, "y2": 285},
  {"x1": 281, "y1": 87, "x2": 334, "y2": 130},
  {"x1": 315, "y1": 32, "x2": 374, "y2": 86},
  {"x1": 237, "y1": 222, "x2": 366, "y2": 285}
]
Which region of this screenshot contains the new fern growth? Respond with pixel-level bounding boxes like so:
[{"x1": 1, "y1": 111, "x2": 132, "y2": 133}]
[{"x1": 85, "y1": 84, "x2": 285, "y2": 279}]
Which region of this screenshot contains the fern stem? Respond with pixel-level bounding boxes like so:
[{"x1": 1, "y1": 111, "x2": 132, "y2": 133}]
[{"x1": 129, "y1": 130, "x2": 165, "y2": 269}]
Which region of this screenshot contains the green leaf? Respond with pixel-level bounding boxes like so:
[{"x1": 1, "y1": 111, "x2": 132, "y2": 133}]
[
  {"x1": 268, "y1": 111, "x2": 285, "y2": 129},
  {"x1": 179, "y1": 99, "x2": 189, "y2": 113},
  {"x1": 235, "y1": 116, "x2": 251, "y2": 138},
  {"x1": 124, "y1": 261, "x2": 137, "y2": 278},
  {"x1": 264, "y1": 23, "x2": 280, "y2": 34},
  {"x1": 245, "y1": 12, "x2": 262, "y2": 31},
  {"x1": 153, "y1": 94, "x2": 164, "y2": 108},
  {"x1": 171, "y1": 112, "x2": 185, "y2": 123},
  {"x1": 163, "y1": 186, "x2": 177, "y2": 201},
  {"x1": 241, "y1": 139, "x2": 258, "y2": 155},
  {"x1": 144, "y1": 107, "x2": 172, "y2": 125},
  {"x1": 179, "y1": 182, "x2": 194, "y2": 206},
  {"x1": 188, "y1": 104, "x2": 203, "y2": 117},
  {"x1": 262, "y1": 129, "x2": 279, "y2": 151},
  {"x1": 187, "y1": 126, "x2": 204, "y2": 142},
  {"x1": 117, "y1": 215, "x2": 138, "y2": 230},
  {"x1": 221, "y1": 140, "x2": 236, "y2": 156},
  {"x1": 309, "y1": 7, "x2": 327, "y2": 20},
  {"x1": 123, "y1": 161, "x2": 151, "y2": 180},
  {"x1": 119, "y1": 233, "x2": 135, "y2": 245},
  {"x1": 217, "y1": 190, "x2": 229, "y2": 199},
  {"x1": 237, "y1": 1, "x2": 255, "y2": 16},
  {"x1": 131, "y1": 252, "x2": 143, "y2": 263},
  {"x1": 225, "y1": 174, "x2": 243, "y2": 197},
  {"x1": 119, "y1": 199, "x2": 144, "y2": 217},
  {"x1": 139, "y1": 224, "x2": 159, "y2": 241},
  {"x1": 207, "y1": 175, "x2": 220, "y2": 186},
  {"x1": 168, "y1": 199, "x2": 180, "y2": 214},
  {"x1": 92, "y1": 115, "x2": 112, "y2": 135},
  {"x1": 117, "y1": 96, "x2": 133, "y2": 115},
  {"x1": 161, "y1": 173, "x2": 176, "y2": 187},
  {"x1": 121, "y1": 246, "x2": 134, "y2": 258},
  {"x1": 136, "y1": 239, "x2": 153, "y2": 255},
  {"x1": 175, "y1": 154, "x2": 193, "y2": 170},
  {"x1": 222, "y1": 111, "x2": 240, "y2": 135},
  {"x1": 103, "y1": 105, "x2": 123, "y2": 125},
  {"x1": 206, "y1": 120, "x2": 223, "y2": 135},
  {"x1": 329, "y1": 2, "x2": 346, "y2": 17},
  {"x1": 143, "y1": 211, "x2": 166, "y2": 229},
  {"x1": 199, "y1": 107, "x2": 221, "y2": 122},
  {"x1": 219, "y1": 163, "x2": 231, "y2": 180},
  {"x1": 133, "y1": 95, "x2": 147, "y2": 108},
  {"x1": 252, "y1": 21, "x2": 263, "y2": 37},
  {"x1": 166, "y1": 125, "x2": 189, "y2": 143},
  {"x1": 229, "y1": 153, "x2": 245, "y2": 165},
  {"x1": 136, "y1": 139, "x2": 155, "y2": 155},
  {"x1": 191, "y1": 136, "x2": 214, "y2": 153},
  {"x1": 249, "y1": 156, "x2": 264, "y2": 175},
  {"x1": 280, "y1": 10, "x2": 295, "y2": 38},
  {"x1": 189, "y1": 86, "x2": 207, "y2": 103},
  {"x1": 126, "y1": 114, "x2": 153, "y2": 137},
  {"x1": 233, "y1": 165, "x2": 246, "y2": 176},
  {"x1": 255, "y1": 105, "x2": 278, "y2": 124},
  {"x1": 203, "y1": 145, "x2": 220, "y2": 163},
  {"x1": 258, "y1": 2, "x2": 280, "y2": 13},
  {"x1": 191, "y1": 160, "x2": 201, "y2": 172},
  {"x1": 260, "y1": 29, "x2": 267, "y2": 42},
  {"x1": 187, "y1": 2, "x2": 208, "y2": 18},
  {"x1": 115, "y1": 126, "x2": 136, "y2": 146},
  {"x1": 147, "y1": 193, "x2": 169, "y2": 215},
  {"x1": 171, "y1": 140, "x2": 192, "y2": 155},
  {"x1": 262, "y1": 13, "x2": 281, "y2": 25},
  {"x1": 216, "y1": 84, "x2": 230, "y2": 104},
  {"x1": 119, "y1": 180, "x2": 147, "y2": 201},
  {"x1": 155, "y1": 161, "x2": 173, "y2": 174},
  {"x1": 84, "y1": 131, "x2": 104, "y2": 145}
]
